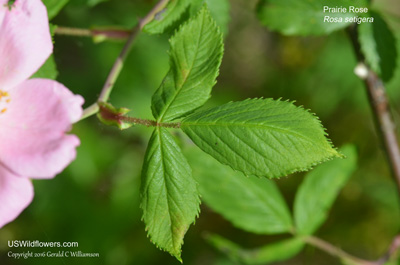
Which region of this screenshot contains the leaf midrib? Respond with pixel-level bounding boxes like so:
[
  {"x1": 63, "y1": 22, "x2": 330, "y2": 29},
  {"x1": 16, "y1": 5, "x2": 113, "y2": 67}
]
[
  {"x1": 156, "y1": 127, "x2": 179, "y2": 254},
  {"x1": 157, "y1": 11, "x2": 206, "y2": 123},
  {"x1": 182, "y1": 121, "x2": 326, "y2": 148}
]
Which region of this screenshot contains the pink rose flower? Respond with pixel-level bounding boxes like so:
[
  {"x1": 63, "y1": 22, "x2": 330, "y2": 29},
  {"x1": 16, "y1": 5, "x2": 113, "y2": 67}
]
[{"x1": 0, "y1": 0, "x2": 84, "y2": 228}]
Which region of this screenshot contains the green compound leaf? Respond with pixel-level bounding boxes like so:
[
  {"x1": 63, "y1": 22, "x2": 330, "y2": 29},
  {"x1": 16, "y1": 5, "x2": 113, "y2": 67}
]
[
  {"x1": 206, "y1": 234, "x2": 304, "y2": 265},
  {"x1": 358, "y1": 12, "x2": 398, "y2": 82},
  {"x1": 257, "y1": 0, "x2": 368, "y2": 36},
  {"x1": 143, "y1": 0, "x2": 191, "y2": 35},
  {"x1": 151, "y1": 6, "x2": 224, "y2": 122},
  {"x1": 181, "y1": 98, "x2": 341, "y2": 179},
  {"x1": 42, "y1": 0, "x2": 69, "y2": 20},
  {"x1": 140, "y1": 128, "x2": 200, "y2": 261},
  {"x1": 294, "y1": 145, "x2": 357, "y2": 235},
  {"x1": 186, "y1": 146, "x2": 293, "y2": 234}
]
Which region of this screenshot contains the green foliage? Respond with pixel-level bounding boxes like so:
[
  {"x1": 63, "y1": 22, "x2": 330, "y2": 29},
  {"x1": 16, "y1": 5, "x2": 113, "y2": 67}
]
[
  {"x1": 144, "y1": 0, "x2": 191, "y2": 35},
  {"x1": 42, "y1": 0, "x2": 69, "y2": 19},
  {"x1": 144, "y1": 0, "x2": 231, "y2": 36},
  {"x1": 358, "y1": 12, "x2": 398, "y2": 82},
  {"x1": 202, "y1": 145, "x2": 357, "y2": 263},
  {"x1": 187, "y1": 147, "x2": 293, "y2": 234},
  {"x1": 257, "y1": 0, "x2": 368, "y2": 36},
  {"x1": 206, "y1": 234, "x2": 304, "y2": 265},
  {"x1": 145, "y1": 4, "x2": 341, "y2": 260},
  {"x1": 31, "y1": 55, "x2": 58, "y2": 79},
  {"x1": 294, "y1": 145, "x2": 357, "y2": 235},
  {"x1": 11, "y1": 0, "x2": 400, "y2": 264},
  {"x1": 140, "y1": 128, "x2": 200, "y2": 261},
  {"x1": 151, "y1": 6, "x2": 224, "y2": 122},
  {"x1": 182, "y1": 98, "x2": 340, "y2": 178}
]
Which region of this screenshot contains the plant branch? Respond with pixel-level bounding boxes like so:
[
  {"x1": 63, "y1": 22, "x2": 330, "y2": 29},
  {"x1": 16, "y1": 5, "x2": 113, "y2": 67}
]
[
  {"x1": 305, "y1": 234, "x2": 400, "y2": 265},
  {"x1": 347, "y1": 24, "x2": 400, "y2": 195},
  {"x1": 55, "y1": 26, "x2": 92, "y2": 37},
  {"x1": 80, "y1": 0, "x2": 170, "y2": 121},
  {"x1": 304, "y1": 236, "x2": 378, "y2": 265},
  {"x1": 97, "y1": 102, "x2": 180, "y2": 129},
  {"x1": 119, "y1": 116, "x2": 181, "y2": 129},
  {"x1": 55, "y1": 26, "x2": 130, "y2": 40}
]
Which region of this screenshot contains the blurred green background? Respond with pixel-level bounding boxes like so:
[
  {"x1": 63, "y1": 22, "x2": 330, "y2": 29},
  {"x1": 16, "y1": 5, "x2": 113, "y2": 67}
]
[{"x1": 1, "y1": 0, "x2": 400, "y2": 264}]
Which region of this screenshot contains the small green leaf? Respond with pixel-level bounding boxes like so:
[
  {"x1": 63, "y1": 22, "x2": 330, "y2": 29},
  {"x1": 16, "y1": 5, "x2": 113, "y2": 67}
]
[
  {"x1": 257, "y1": 0, "x2": 368, "y2": 36},
  {"x1": 31, "y1": 55, "x2": 58, "y2": 80},
  {"x1": 186, "y1": 146, "x2": 292, "y2": 234},
  {"x1": 206, "y1": 234, "x2": 304, "y2": 265},
  {"x1": 294, "y1": 145, "x2": 357, "y2": 235},
  {"x1": 42, "y1": 0, "x2": 69, "y2": 20},
  {"x1": 358, "y1": 12, "x2": 398, "y2": 82},
  {"x1": 181, "y1": 98, "x2": 340, "y2": 179},
  {"x1": 144, "y1": 0, "x2": 191, "y2": 35},
  {"x1": 151, "y1": 6, "x2": 224, "y2": 122},
  {"x1": 140, "y1": 128, "x2": 200, "y2": 261}
]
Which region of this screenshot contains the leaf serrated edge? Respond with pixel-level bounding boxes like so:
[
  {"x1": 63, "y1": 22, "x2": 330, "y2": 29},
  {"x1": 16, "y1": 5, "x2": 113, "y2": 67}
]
[
  {"x1": 182, "y1": 97, "x2": 342, "y2": 179},
  {"x1": 155, "y1": 4, "x2": 224, "y2": 122},
  {"x1": 141, "y1": 198, "x2": 201, "y2": 263},
  {"x1": 262, "y1": 98, "x2": 343, "y2": 178},
  {"x1": 143, "y1": 0, "x2": 191, "y2": 35},
  {"x1": 140, "y1": 128, "x2": 201, "y2": 262}
]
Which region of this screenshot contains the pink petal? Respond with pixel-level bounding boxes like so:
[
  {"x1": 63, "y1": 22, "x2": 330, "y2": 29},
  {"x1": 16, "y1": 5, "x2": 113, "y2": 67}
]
[
  {"x1": 0, "y1": 166, "x2": 34, "y2": 228},
  {"x1": 0, "y1": 79, "x2": 84, "y2": 179},
  {"x1": 0, "y1": 0, "x2": 52, "y2": 89}
]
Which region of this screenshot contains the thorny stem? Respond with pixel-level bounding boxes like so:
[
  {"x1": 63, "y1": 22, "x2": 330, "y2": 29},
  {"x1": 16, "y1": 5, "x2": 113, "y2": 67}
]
[
  {"x1": 347, "y1": 24, "x2": 400, "y2": 195},
  {"x1": 80, "y1": 0, "x2": 169, "y2": 121}
]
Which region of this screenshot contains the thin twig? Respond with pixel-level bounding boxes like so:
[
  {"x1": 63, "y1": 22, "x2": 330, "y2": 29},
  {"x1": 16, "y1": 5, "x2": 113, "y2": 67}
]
[
  {"x1": 119, "y1": 116, "x2": 181, "y2": 129},
  {"x1": 55, "y1": 26, "x2": 92, "y2": 37},
  {"x1": 97, "y1": 103, "x2": 180, "y2": 128},
  {"x1": 55, "y1": 26, "x2": 130, "y2": 40},
  {"x1": 364, "y1": 70, "x2": 400, "y2": 192},
  {"x1": 80, "y1": 0, "x2": 170, "y2": 120},
  {"x1": 304, "y1": 236, "x2": 378, "y2": 265},
  {"x1": 347, "y1": 24, "x2": 400, "y2": 194},
  {"x1": 344, "y1": 24, "x2": 400, "y2": 265}
]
